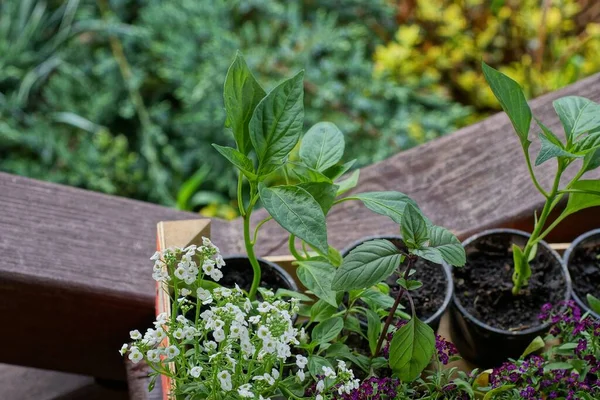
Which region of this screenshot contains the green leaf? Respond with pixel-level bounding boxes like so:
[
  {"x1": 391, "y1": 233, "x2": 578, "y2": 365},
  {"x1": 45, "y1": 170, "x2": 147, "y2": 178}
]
[
  {"x1": 249, "y1": 71, "x2": 304, "y2": 170},
  {"x1": 332, "y1": 239, "x2": 404, "y2": 291},
  {"x1": 366, "y1": 309, "x2": 382, "y2": 356},
  {"x1": 212, "y1": 144, "x2": 256, "y2": 179},
  {"x1": 553, "y1": 96, "x2": 600, "y2": 140},
  {"x1": 312, "y1": 317, "x2": 344, "y2": 345},
  {"x1": 344, "y1": 315, "x2": 363, "y2": 335},
  {"x1": 336, "y1": 169, "x2": 360, "y2": 196},
  {"x1": 297, "y1": 182, "x2": 338, "y2": 215},
  {"x1": 308, "y1": 355, "x2": 333, "y2": 379},
  {"x1": 389, "y1": 317, "x2": 435, "y2": 382},
  {"x1": 401, "y1": 204, "x2": 428, "y2": 249},
  {"x1": 176, "y1": 165, "x2": 210, "y2": 210},
  {"x1": 563, "y1": 180, "x2": 600, "y2": 217},
  {"x1": 521, "y1": 336, "x2": 545, "y2": 357},
  {"x1": 259, "y1": 185, "x2": 328, "y2": 254},
  {"x1": 296, "y1": 260, "x2": 338, "y2": 307},
  {"x1": 328, "y1": 246, "x2": 343, "y2": 268},
  {"x1": 310, "y1": 300, "x2": 337, "y2": 322},
  {"x1": 536, "y1": 132, "x2": 580, "y2": 166},
  {"x1": 573, "y1": 132, "x2": 600, "y2": 154},
  {"x1": 346, "y1": 191, "x2": 419, "y2": 224},
  {"x1": 483, "y1": 386, "x2": 515, "y2": 400},
  {"x1": 360, "y1": 288, "x2": 396, "y2": 310},
  {"x1": 224, "y1": 53, "x2": 266, "y2": 155},
  {"x1": 512, "y1": 244, "x2": 531, "y2": 289},
  {"x1": 288, "y1": 162, "x2": 333, "y2": 184},
  {"x1": 544, "y1": 362, "x2": 574, "y2": 372},
  {"x1": 323, "y1": 160, "x2": 356, "y2": 180},
  {"x1": 275, "y1": 288, "x2": 312, "y2": 302},
  {"x1": 413, "y1": 225, "x2": 466, "y2": 267},
  {"x1": 587, "y1": 294, "x2": 600, "y2": 315},
  {"x1": 482, "y1": 62, "x2": 532, "y2": 147},
  {"x1": 582, "y1": 149, "x2": 600, "y2": 173},
  {"x1": 299, "y1": 122, "x2": 345, "y2": 171}
]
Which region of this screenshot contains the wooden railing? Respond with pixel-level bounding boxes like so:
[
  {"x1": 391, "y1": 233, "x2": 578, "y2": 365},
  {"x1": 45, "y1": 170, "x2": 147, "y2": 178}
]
[{"x1": 1, "y1": 72, "x2": 600, "y2": 398}]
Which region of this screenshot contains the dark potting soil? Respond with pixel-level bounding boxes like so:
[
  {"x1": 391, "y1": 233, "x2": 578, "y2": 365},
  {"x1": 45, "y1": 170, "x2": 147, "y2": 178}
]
[
  {"x1": 454, "y1": 234, "x2": 566, "y2": 331},
  {"x1": 569, "y1": 241, "x2": 600, "y2": 307},
  {"x1": 215, "y1": 259, "x2": 291, "y2": 292}
]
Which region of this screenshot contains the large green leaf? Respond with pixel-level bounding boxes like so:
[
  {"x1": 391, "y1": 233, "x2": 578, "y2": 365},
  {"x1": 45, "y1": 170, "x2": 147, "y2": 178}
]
[
  {"x1": 389, "y1": 317, "x2": 435, "y2": 382},
  {"x1": 346, "y1": 191, "x2": 418, "y2": 224},
  {"x1": 296, "y1": 260, "x2": 338, "y2": 307},
  {"x1": 312, "y1": 317, "x2": 344, "y2": 345},
  {"x1": 332, "y1": 239, "x2": 403, "y2": 291},
  {"x1": 300, "y1": 122, "x2": 345, "y2": 171},
  {"x1": 562, "y1": 180, "x2": 600, "y2": 217},
  {"x1": 288, "y1": 162, "x2": 333, "y2": 184},
  {"x1": 482, "y1": 62, "x2": 532, "y2": 148},
  {"x1": 223, "y1": 53, "x2": 266, "y2": 155},
  {"x1": 366, "y1": 309, "x2": 382, "y2": 356},
  {"x1": 211, "y1": 144, "x2": 256, "y2": 179},
  {"x1": 413, "y1": 225, "x2": 466, "y2": 267},
  {"x1": 259, "y1": 185, "x2": 328, "y2": 254},
  {"x1": 536, "y1": 133, "x2": 580, "y2": 166},
  {"x1": 249, "y1": 71, "x2": 304, "y2": 170},
  {"x1": 297, "y1": 182, "x2": 338, "y2": 215},
  {"x1": 310, "y1": 300, "x2": 337, "y2": 322},
  {"x1": 553, "y1": 96, "x2": 600, "y2": 140},
  {"x1": 401, "y1": 204, "x2": 428, "y2": 250}
]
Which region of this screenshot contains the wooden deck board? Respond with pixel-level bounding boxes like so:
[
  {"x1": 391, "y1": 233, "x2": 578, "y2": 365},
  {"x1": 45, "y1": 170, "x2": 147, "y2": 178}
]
[{"x1": 0, "y1": 73, "x2": 599, "y2": 385}]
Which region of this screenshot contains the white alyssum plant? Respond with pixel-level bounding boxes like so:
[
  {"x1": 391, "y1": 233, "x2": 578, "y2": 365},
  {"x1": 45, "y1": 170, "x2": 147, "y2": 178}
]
[{"x1": 121, "y1": 239, "x2": 359, "y2": 399}]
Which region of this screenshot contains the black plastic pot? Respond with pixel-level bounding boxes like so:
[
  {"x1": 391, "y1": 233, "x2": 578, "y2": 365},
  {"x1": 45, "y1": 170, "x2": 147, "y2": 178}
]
[
  {"x1": 563, "y1": 229, "x2": 600, "y2": 319},
  {"x1": 341, "y1": 235, "x2": 453, "y2": 332},
  {"x1": 450, "y1": 229, "x2": 572, "y2": 368},
  {"x1": 219, "y1": 256, "x2": 299, "y2": 292}
]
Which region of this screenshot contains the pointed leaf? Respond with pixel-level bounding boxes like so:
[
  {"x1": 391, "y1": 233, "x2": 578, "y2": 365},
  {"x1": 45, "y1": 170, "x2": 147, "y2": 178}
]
[
  {"x1": 250, "y1": 71, "x2": 304, "y2": 170},
  {"x1": 312, "y1": 317, "x2": 344, "y2": 345},
  {"x1": 483, "y1": 386, "x2": 515, "y2": 400},
  {"x1": 366, "y1": 309, "x2": 382, "y2": 356},
  {"x1": 414, "y1": 225, "x2": 465, "y2": 266},
  {"x1": 389, "y1": 317, "x2": 435, "y2": 382},
  {"x1": 212, "y1": 144, "x2": 256, "y2": 178},
  {"x1": 521, "y1": 336, "x2": 545, "y2": 357},
  {"x1": 573, "y1": 132, "x2": 600, "y2": 153},
  {"x1": 224, "y1": 53, "x2": 266, "y2": 155},
  {"x1": 346, "y1": 191, "x2": 419, "y2": 224},
  {"x1": 300, "y1": 122, "x2": 345, "y2": 171},
  {"x1": 401, "y1": 204, "x2": 428, "y2": 250},
  {"x1": 553, "y1": 96, "x2": 600, "y2": 140},
  {"x1": 297, "y1": 182, "x2": 337, "y2": 215},
  {"x1": 259, "y1": 185, "x2": 328, "y2": 254},
  {"x1": 332, "y1": 239, "x2": 403, "y2": 291},
  {"x1": 583, "y1": 149, "x2": 600, "y2": 173},
  {"x1": 536, "y1": 133, "x2": 580, "y2": 166},
  {"x1": 336, "y1": 169, "x2": 360, "y2": 196},
  {"x1": 563, "y1": 180, "x2": 600, "y2": 217},
  {"x1": 310, "y1": 300, "x2": 337, "y2": 322},
  {"x1": 308, "y1": 356, "x2": 333, "y2": 379},
  {"x1": 296, "y1": 260, "x2": 338, "y2": 307},
  {"x1": 288, "y1": 162, "x2": 333, "y2": 184},
  {"x1": 323, "y1": 160, "x2": 357, "y2": 180},
  {"x1": 587, "y1": 294, "x2": 600, "y2": 315},
  {"x1": 482, "y1": 62, "x2": 532, "y2": 147}
]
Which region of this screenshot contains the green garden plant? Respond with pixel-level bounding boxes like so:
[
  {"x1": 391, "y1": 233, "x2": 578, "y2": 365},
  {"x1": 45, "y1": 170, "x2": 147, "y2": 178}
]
[{"x1": 482, "y1": 62, "x2": 600, "y2": 295}]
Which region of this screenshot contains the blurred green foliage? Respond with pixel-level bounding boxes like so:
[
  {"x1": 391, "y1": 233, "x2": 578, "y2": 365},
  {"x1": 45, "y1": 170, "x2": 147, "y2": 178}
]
[
  {"x1": 375, "y1": 0, "x2": 600, "y2": 121},
  {"x1": 0, "y1": 0, "x2": 470, "y2": 214}
]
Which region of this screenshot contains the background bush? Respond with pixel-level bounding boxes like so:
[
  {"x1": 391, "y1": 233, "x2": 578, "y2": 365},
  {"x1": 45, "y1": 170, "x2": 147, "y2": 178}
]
[
  {"x1": 375, "y1": 0, "x2": 600, "y2": 120},
  {"x1": 0, "y1": 0, "x2": 470, "y2": 216}
]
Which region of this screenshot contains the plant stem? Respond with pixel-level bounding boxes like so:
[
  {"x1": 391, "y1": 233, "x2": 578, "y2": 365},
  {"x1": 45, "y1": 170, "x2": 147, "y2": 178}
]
[
  {"x1": 524, "y1": 149, "x2": 549, "y2": 198},
  {"x1": 288, "y1": 235, "x2": 304, "y2": 260},
  {"x1": 374, "y1": 256, "x2": 416, "y2": 357},
  {"x1": 237, "y1": 173, "x2": 245, "y2": 217},
  {"x1": 245, "y1": 192, "x2": 261, "y2": 300},
  {"x1": 252, "y1": 216, "x2": 272, "y2": 245}
]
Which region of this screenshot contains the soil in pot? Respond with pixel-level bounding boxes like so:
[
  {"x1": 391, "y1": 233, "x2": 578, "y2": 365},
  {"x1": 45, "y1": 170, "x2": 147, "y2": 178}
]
[
  {"x1": 568, "y1": 236, "x2": 600, "y2": 308},
  {"x1": 210, "y1": 257, "x2": 296, "y2": 293},
  {"x1": 454, "y1": 233, "x2": 566, "y2": 331}
]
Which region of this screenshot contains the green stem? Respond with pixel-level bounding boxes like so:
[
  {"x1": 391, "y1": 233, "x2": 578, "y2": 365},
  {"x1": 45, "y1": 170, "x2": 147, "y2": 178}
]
[
  {"x1": 245, "y1": 193, "x2": 261, "y2": 300},
  {"x1": 288, "y1": 235, "x2": 304, "y2": 260},
  {"x1": 252, "y1": 216, "x2": 272, "y2": 245},
  {"x1": 237, "y1": 173, "x2": 245, "y2": 217},
  {"x1": 524, "y1": 148, "x2": 549, "y2": 198}
]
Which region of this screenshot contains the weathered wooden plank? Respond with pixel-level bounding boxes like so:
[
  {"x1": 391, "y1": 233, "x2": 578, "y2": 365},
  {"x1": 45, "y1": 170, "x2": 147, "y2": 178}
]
[
  {"x1": 0, "y1": 173, "x2": 244, "y2": 380},
  {"x1": 1, "y1": 72, "x2": 599, "y2": 383}
]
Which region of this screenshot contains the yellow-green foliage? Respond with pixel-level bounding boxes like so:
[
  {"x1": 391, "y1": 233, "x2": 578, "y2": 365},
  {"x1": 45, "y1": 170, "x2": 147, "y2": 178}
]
[{"x1": 375, "y1": 0, "x2": 600, "y2": 113}]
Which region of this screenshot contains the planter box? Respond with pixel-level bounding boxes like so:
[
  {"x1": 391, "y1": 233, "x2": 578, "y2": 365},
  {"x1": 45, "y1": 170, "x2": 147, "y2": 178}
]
[{"x1": 125, "y1": 219, "x2": 586, "y2": 398}]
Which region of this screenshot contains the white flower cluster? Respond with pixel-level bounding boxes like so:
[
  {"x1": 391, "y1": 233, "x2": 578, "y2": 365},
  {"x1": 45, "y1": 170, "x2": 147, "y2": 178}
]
[
  {"x1": 313, "y1": 360, "x2": 360, "y2": 400},
  {"x1": 151, "y1": 237, "x2": 225, "y2": 283}
]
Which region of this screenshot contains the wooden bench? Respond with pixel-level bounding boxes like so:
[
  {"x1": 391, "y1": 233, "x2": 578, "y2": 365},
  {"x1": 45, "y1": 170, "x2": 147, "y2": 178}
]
[{"x1": 1, "y1": 72, "x2": 599, "y2": 397}]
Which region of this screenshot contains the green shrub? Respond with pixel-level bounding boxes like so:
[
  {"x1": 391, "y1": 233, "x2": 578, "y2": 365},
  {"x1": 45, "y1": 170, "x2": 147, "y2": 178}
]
[{"x1": 0, "y1": 0, "x2": 469, "y2": 211}]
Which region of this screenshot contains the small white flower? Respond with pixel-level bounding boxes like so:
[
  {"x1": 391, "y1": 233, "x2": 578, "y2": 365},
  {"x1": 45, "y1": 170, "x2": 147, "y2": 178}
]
[
  {"x1": 202, "y1": 237, "x2": 213, "y2": 247},
  {"x1": 202, "y1": 260, "x2": 215, "y2": 274},
  {"x1": 249, "y1": 316, "x2": 261, "y2": 324},
  {"x1": 146, "y1": 349, "x2": 160, "y2": 363},
  {"x1": 316, "y1": 395, "x2": 323, "y2": 400},
  {"x1": 217, "y1": 370, "x2": 232, "y2": 391},
  {"x1": 257, "y1": 326, "x2": 270, "y2": 339},
  {"x1": 183, "y1": 326, "x2": 196, "y2": 340},
  {"x1": 165, "y1": 345, "x2": 180, "y2": 359},
  {"x1": 155, "y1": 313, "x2": 168, "y2": 326},
  {"x1": 174, "y1": 266, "x2": 186, "y2": 280},
  {"x1": 180, "y1": 288, "x2": 191, "y2": 296},
  {"x1": 271, "y1": 368, "x2": 279, "y2": 380},
  {"x1": 204, "y1": 341, "x2": 217, "y2": 352},
  {"x1": 189, "y1": 366, "x2": 203, "y2": 378},
  {"x1": 296, "y1": 355, "x2": 308, "y2": 369},
  {"x1": 296, "y1": 369, "x2": 305, "y2": 382},
  {"x1": 128, "y1": 349, "x2": 143, "y2": 364},
  {"x1": 176, "y1": 315, "x2": 188, "y2": 325},
  {"x1": 197, "y1": 288, "x2": 213, "y2": 305},
  {"x1": 213, "y1": 329, "x2": 226, "y2": 343},
  {"x1": 173, "y1": 328, "x2": 185, "y2": 340},
  {"x1": 237, "y1": 383, "x2": 253, "y2": 398},
  {"x1": 210, "y1": 269, "x2": 223, "y2": 281},
  {"x1": 316, "y1": 380, "x2": 325, "y2": 393},
  {"x1": 322, "y1": 366, "x2": 336, "y2": 378},
  {"x1": 150, "y1": 251, "x2": 161, "y2": 261},
  {"x1": 262, "y1": 337, "x2": 276, "y2": 354},
  {"x1": 215, "y1": 254, "x2": 225, "y2": 268},
  {"x1": 214, "y1": 319, "x2": 225, "y2": 329},
  {"x1": 119, "y1": 343, "x2": 128, "y2": 355}
]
